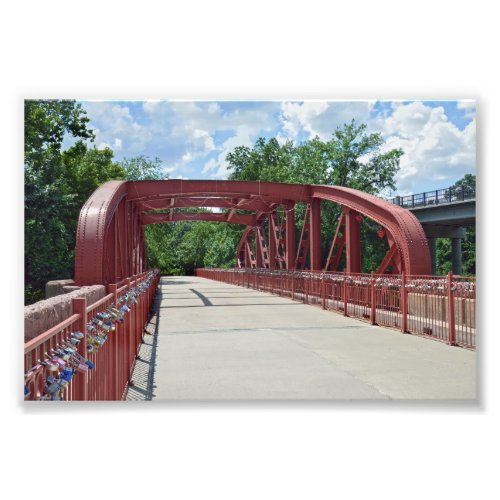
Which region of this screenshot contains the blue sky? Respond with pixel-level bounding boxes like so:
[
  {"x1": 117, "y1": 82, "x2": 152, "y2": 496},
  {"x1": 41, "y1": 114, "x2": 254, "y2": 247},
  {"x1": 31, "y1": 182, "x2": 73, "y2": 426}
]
[{"x1": 75, "y1": 99, "x2": 476, "y2": 196}]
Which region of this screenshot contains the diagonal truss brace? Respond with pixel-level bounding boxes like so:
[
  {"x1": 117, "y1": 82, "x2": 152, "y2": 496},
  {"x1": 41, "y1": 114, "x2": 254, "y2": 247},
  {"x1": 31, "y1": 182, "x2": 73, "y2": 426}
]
[
  {"x1": 294, "y1": 204, "x2": 311, "y2": 270},
  {"x1": 323, "y1": 213, "x2": 346, "y2": 272}
]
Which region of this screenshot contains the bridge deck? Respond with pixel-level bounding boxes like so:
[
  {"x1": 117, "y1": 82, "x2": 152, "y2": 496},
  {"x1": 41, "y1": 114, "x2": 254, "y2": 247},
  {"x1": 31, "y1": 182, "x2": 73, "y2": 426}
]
[{"x1": 126, "y1": 276, "x2": 475, "y2": 400}]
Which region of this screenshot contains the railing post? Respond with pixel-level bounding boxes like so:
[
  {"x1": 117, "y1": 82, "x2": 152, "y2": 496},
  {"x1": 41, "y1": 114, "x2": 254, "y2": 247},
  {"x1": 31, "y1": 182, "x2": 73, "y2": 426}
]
[
  {"x1": 72, "y1": 297, "x2": 88, "y2": 401},
  {"x1": 447, "y1": 272, "x2": 456, "y2": 345},
  {"x1": 370, "y1": 272, "x2": 376, "y2": 325},
  {"x1": 343, "y1": 277, "x2": 348, "y2": 316},
  {"x1": 321, "y1": 276, "x2": 326, "y2": 309},
  {"x1": 108, "y1": 283, "x2": 119, "y2": 400},
  {"x1": 400, "y1": 272, "x2": 407, "y2": 333},
  {"x1": 125, "y1": 277, "x2": 133, "y2": 389}
]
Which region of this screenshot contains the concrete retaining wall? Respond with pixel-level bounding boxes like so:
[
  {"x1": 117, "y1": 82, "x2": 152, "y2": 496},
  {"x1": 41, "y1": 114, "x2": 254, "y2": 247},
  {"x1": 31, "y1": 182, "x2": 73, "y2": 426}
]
[{"x1": 25, "y1": 285, "x2": 106, "y2": 342}]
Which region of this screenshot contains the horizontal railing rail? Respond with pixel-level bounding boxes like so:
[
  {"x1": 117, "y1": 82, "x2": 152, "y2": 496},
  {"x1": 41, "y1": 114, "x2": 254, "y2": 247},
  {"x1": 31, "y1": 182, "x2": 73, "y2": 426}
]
[
  {"x1": 195, "y1": 268, "x2": 476, "y2": 349},
  {"x1": 388, "y1": 185, "x2": 475, "y2": 209},
  {"x1": 24, "y1": 270, "x2": 160, "y2": 401}
]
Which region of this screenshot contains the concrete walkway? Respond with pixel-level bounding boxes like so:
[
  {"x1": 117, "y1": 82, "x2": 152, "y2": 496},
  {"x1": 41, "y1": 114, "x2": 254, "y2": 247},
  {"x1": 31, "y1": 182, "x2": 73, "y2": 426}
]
[{"x1": 126, "y1": 276, "x2": 476, "y2": 400}]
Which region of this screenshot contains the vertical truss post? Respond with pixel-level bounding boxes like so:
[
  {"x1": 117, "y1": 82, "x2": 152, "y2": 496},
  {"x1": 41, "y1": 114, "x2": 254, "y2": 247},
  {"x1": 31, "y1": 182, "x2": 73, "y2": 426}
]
[
  {"x1": 268, "y1": 214, "x2": 276, "y2": 270},
  {"x1": 255, "y1": 231, "x2": 263, "y2": 268},
  {"x1": 285, "y1": 201, "x2": 296, "y2": 270},
  {"x1": 244, "y1": 240, "x2": 251, "y2": 268},
  {"x1": 344, "y1": 207, "x2": 361, "y2": 273},
  {"x1": 310, "y1": 198, "x2": 322, "y2": 271}
]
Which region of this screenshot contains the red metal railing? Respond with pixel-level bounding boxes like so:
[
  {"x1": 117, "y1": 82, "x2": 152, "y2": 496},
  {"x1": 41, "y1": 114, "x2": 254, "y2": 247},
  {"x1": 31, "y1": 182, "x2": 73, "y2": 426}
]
[
  {"x1": 195, "y1": 268, "x2": 476, "y2": 349},
  {"x1": 24, "y1": 270, "x2": 160, "y2": 401}
]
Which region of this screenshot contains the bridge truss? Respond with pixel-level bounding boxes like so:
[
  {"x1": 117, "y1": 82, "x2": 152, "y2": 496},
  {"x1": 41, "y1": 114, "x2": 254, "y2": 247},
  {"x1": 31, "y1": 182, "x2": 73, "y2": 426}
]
[{"x1": 74, "y1": 180, "x2": 431, "y2": 285}]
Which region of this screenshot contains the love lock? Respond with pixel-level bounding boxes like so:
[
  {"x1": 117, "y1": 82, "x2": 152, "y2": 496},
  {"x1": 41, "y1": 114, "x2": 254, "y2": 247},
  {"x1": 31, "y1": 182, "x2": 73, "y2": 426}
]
[
  {"x1": 60, "y1": 367, "x2": 74, "y2": 383},
  {"x1": 101, "y1": 321, "x2": 113, "y2": 332},
  {"x1": 51, "y1": 356, "x2": 66, "y2": 367},
  {"x1": 41, "y1": 359, "x2": 59, "y2": 372},
  {"x1": 46, "y1": 380, "x2": 62, "y2": 396},
  {"x1": 87, "y1": 344, "x2": 98, "y2": 354},
  {"x1": 76, "y1": 363, "x2": 89, "y2": 374}
]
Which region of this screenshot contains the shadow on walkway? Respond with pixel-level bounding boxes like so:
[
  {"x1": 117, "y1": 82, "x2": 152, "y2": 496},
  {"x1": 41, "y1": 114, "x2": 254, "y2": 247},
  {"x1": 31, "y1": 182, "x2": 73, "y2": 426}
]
[{"x1": 125, "y1": 285, "x2": 163, "y2": 401}]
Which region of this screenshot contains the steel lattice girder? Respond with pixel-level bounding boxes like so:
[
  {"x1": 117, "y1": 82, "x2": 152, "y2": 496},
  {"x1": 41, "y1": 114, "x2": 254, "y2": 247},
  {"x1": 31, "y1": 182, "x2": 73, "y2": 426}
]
[{"x1": 74, "y1": 180, "x2": 430, "y2": 285}]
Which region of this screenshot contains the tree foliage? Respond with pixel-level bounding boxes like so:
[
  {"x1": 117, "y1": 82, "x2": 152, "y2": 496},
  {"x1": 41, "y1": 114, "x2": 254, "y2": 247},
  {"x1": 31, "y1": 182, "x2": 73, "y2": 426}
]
[
  {"x1": 24, "y1": 100, "x2": 125, "y2": 304},
  {"x1": 227, "y1": 121, "x2": 403, "y2": 194},
  {"x1": 226, "y1": 121, "x2": 403, "y2": 272},
  {"x1": 120, "y1": 155, "x2": 165, "y2": 180},
  {"x1": 145, "y1": 219, "x2": 240, "y2": 275}
]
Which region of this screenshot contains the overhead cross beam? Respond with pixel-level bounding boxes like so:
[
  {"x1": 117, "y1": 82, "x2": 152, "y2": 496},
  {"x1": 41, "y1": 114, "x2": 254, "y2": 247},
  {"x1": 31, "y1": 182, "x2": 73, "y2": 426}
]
[{"x1": 141, "y1": 211, "x2": 256, "y2": 226}]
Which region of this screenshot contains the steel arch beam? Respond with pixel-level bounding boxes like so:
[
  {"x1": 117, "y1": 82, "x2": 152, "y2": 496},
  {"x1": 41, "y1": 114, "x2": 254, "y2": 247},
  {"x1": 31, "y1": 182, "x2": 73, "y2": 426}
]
[{"x1": 75, "y1": 180, "x2": 430, "y2": 285}]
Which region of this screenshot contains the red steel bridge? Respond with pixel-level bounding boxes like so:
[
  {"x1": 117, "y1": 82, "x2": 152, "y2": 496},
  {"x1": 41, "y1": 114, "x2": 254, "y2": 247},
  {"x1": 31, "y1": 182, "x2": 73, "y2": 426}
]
[
  {"x1": 74, "y1": 179, "x2": 431, "y2": 283},
  {"x1": 24, "y1": 180, "x2": 476, "y2": 401}
]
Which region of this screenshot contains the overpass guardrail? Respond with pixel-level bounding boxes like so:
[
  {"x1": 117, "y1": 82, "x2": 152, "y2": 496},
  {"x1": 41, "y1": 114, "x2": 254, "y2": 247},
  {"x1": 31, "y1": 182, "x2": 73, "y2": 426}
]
[
  {"x1": 196, "y1": 268, "x2": 476, "y2": 350},
  {"x1": 388, "y1": 185, "x2": 475, "y2": 209},
  {"x1": 24, "y1": 270, "x2": 160, "y2": 401}
]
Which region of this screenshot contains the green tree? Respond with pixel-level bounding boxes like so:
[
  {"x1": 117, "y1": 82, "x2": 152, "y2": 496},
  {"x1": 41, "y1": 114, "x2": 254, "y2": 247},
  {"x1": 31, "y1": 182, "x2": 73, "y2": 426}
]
[
  {"x1": 227, "y1": 120, "x2": 403, "y2": 194},
  {"x1": 25, "y1": 100, "x2": 97, "y2": 303},
  {"x1": 120, "y1": 155, "x2": 165, "y2": 180},
  {"x1": 25, "y1": 100, "x2": 94, "y2": 167},
  {"x1": 24, "y1": 100, "x2": 127, "y2": 304},
  {"x1": 226, "y1": 121, "x2": 403, "y2": 272}
]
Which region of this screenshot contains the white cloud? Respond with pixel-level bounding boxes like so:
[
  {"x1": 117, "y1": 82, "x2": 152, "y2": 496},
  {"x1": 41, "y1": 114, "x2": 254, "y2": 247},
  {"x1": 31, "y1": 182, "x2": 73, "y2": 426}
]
[
  {"x1": 279, "y1": 101, "x2": 375, "y2": 141},
  {"x1": 83, "y1": 102, "x2": 151, "y2": 154},
  {"x1": 457, "y1": 100, "x2": 476, "y2": 119},
  {"x1": 205, "y1": 126, "x2": 255, "y2": 179},
  {"x1": 379, "y1": 102, "x2": 476, "y2": 193},
  {"x1": 202, "y1": 158, "x2": 218, "y2": 174},
  {"x1": 81, "y1": 100, "x2": 475, "y2": 193},
  {"x1": 142, "y1": 100, "x2": 161, "y2": 113},
  {"x1": 280, "y1": 101, "x2": 329, "y2": 139}
]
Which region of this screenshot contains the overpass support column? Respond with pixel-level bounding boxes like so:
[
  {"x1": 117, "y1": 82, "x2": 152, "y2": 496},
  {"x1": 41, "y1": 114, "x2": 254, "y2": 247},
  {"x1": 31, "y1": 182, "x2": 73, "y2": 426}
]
[
  {"x1": 344, "y1": 207, "x2": 361, "y2": 273},
  {"x1": 285, "y1": 201, "x2": 296, "y2": 270},
  {"x1": 427, "y1": 237, "x2": 437, "y2": 275},
  {"x1": 451, "y1": 237, "x2": 462, "y2": 275},
  {"x1": 310, "y1": 198, "x2": 322, "y2": 271}
]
